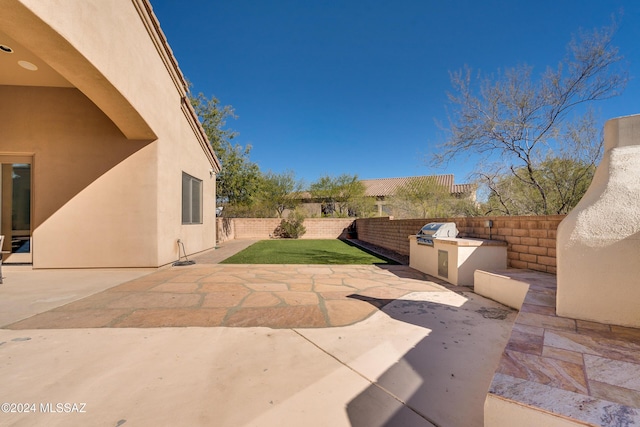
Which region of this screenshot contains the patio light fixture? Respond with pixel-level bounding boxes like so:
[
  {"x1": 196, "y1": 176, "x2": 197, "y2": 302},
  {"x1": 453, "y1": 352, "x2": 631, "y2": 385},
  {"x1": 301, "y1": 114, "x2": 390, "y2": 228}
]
[{"x1": 18, "y1": 60, "x2": 38, "y2": 71}]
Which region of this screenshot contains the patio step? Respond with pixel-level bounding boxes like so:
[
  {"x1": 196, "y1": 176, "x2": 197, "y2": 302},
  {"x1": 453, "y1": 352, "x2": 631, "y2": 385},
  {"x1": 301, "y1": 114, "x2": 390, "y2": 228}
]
[
  {"x1": 474, "y1": 269, "x2": 530, "y2": 310},
  {"x1": 481, "y1": 269, "x2": 640, "y2": 427}
]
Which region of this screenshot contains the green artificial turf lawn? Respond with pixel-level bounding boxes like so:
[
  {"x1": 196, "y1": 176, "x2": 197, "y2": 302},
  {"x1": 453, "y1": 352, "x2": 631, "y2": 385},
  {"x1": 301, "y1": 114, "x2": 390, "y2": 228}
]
[{"x1": 220, "y1": 239, "x2": 395, "y2": 265}]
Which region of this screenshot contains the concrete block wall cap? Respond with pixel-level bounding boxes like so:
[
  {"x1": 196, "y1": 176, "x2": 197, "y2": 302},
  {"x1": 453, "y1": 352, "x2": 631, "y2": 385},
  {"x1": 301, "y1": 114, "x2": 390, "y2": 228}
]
[
  {"x1": 436, "y1": 237, "x2": 507, "y2": 247},
  {"x1": 605, "y1": 114, "x2": 640, "y2": 150},
  {"x1": 610, "y1": 112, "x2": 640, "y2": 120}
]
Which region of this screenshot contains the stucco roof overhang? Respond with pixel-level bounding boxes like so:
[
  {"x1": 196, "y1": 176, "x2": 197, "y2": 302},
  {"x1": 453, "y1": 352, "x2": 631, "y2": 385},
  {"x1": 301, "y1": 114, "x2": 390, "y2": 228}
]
[
  {"x1": 0, "y1": 0, "x2": 156, "y2": 141},
  {"x1": 0, "y1": 0, "x2": 221, "y2": 172},
  {"x1": 135, "y1": 0, "x2": 220, "y2": 172},
  {"x1": 0, "y1": 30, "x2": 72, "y2": 88},
  {"x1": 135, "y1": 0, "x2": 219, "y2": 172}
]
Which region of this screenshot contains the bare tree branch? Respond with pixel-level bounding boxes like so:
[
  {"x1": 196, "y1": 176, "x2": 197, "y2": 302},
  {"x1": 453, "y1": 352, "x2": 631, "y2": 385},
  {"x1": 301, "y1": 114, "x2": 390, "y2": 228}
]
[{"x1": 438, "y1": 20, "x2": 627, "y2": 215}]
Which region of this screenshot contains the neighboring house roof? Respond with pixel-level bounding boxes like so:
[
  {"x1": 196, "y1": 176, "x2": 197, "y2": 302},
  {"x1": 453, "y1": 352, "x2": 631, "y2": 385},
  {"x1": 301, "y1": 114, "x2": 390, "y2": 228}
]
[
  {"x1": 452, "y1": 183, "x2": 476, "y2": 195},
  {"x1": 298, "y1": 174, "x2": 475, "y2": 200},
  {"x1": 362, "y1": 175, "x2": 464, "y2": 198}
]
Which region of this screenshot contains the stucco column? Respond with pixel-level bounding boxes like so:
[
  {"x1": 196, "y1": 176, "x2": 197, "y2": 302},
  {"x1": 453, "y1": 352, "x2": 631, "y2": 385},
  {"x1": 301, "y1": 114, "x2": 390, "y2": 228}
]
[{"x1": 556, "y1": 114, "x2": 640, "y2": 327}]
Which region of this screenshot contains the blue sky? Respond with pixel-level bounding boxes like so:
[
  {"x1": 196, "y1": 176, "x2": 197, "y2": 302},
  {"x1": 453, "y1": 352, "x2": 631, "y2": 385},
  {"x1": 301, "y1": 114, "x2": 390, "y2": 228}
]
[{"x1": 151, "y1": 0, "x2": 640, "y2": 186}]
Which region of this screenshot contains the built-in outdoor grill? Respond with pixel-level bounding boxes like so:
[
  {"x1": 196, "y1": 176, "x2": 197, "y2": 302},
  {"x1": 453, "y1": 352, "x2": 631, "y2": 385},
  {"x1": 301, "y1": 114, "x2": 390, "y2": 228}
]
[
  {"x1": 416, "y1": 222, "x2": 459, "y2": 246},
  {"x1": 410, "y1": 221, "x2": 507, "y2": 286}
]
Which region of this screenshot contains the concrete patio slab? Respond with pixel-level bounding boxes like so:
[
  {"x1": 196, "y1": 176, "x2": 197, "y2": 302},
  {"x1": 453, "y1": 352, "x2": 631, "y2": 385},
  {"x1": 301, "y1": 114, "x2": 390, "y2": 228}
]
[
  {"x1": 0, "y1": 267, "x2": 156, "y2": 327},
  {"x1": 0, "y1": 239, "x2": 518, "y2": 426},
  {"x1": 0, "y1": 327, "x2": 371, "y2": 427},
  {"x1": 299, "y1": 292, "x2": 515, "y2": 427},
  {"x1": 0, "y1": 289, "x2": 514, "y2": 426}
]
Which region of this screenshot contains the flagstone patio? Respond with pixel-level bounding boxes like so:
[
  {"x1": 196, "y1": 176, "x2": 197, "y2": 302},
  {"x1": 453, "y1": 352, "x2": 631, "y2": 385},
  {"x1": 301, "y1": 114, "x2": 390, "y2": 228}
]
[{"x1": 6, "y1": 263, "x2": 451, "y2": 330}]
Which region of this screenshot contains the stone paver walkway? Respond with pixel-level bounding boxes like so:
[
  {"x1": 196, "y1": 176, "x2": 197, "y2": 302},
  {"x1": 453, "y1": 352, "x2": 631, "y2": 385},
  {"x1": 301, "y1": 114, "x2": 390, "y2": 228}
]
[{"x1": 6, "y1": 263, "x2": 452, "y2": 329}]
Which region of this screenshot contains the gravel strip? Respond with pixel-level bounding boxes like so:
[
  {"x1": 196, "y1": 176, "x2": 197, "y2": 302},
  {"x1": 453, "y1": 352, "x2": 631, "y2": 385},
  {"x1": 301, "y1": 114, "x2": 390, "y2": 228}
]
[{"x1": 346, "y1": 239, "x2": 409, "y2": 265}]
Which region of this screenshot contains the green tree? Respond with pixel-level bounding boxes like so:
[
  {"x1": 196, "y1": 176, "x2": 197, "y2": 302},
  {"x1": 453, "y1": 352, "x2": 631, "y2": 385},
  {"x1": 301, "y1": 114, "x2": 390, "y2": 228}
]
[
  {"x1": 257, "y1": 170, "x2": 304, "y2": 217},
  {"x1": 190, "y1": 92, "x2": 238, "y2": 154},
  {"x1": 309, "y1": 175, "x2": 337, "y2": 216},
  {"x1": 333, "y1": 174, "x2": 369, "y2": 216},
  {"x1": 190, "y1": 92, "x2": 261, "y2": 212},
  {"x1": 439, "y1": 21, "x2": 627, "y2": 215},
  {"x1": 483, "y1": 157, "x2": 596, "y2": 215},
  {"x1": 309, "y1": 174, "x2": 371, "y2": 217},
  {"x1": 218, "y1": 143, "x2": 261, "y2": 210},
  {"x1": 388, "y1": 177, "x2": 479, "y2": 218}
]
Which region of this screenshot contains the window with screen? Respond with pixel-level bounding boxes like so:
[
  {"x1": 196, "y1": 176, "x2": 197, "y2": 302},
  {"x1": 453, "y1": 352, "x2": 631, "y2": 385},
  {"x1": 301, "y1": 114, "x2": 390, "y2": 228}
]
[{"x1": 182, "y1": 172, "x2": 202, "y2": 224}]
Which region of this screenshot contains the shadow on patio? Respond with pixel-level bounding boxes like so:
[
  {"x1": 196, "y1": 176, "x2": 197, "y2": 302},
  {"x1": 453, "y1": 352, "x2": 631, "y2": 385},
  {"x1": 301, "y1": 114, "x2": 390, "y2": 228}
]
[{"x1": 341, "y1": 293, "x2": 517, "y2": 427}]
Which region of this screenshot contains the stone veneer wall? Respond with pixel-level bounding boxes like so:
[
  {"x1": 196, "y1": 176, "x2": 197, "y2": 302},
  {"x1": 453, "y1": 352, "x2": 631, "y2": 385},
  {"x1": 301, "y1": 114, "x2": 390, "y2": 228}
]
[
  {"x1": 217, "y1": 218, "x2": 355, "y2": 242},
  {"x1": 355, "y1": 215, "x2": 565, "y2": 274}
]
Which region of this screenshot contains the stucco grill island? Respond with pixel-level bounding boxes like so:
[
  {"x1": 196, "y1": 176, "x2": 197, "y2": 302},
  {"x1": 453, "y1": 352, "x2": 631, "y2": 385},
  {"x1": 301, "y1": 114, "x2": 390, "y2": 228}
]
[{"x1": 410, "y1": 222, "x2": 507, "y2": 286}]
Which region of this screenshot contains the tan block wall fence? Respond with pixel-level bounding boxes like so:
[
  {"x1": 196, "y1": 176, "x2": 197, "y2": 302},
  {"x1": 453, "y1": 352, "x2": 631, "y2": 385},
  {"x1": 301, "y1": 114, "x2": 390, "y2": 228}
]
[
  {"x1": 217, "y1": 215, "x2": 564, "y2": 274},
  {"x1": 217, "y1": 218, "x2": 355, "y2": 242},
  {"x1": 355, "y1": 216, "x2": 565, "y2": 274}
]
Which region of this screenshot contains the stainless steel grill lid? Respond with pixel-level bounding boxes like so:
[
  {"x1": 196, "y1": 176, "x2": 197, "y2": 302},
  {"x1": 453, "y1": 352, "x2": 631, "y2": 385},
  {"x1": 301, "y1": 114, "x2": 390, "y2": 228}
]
[{"x1": 416, "y1": 222, "x2": 459, "y2": 246}]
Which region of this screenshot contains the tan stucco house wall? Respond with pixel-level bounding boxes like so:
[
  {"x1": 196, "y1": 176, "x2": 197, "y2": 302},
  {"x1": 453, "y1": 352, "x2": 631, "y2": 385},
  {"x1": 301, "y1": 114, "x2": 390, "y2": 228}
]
[{"x1": 0, "y1": 0, "x2": 220, "y2": 268}]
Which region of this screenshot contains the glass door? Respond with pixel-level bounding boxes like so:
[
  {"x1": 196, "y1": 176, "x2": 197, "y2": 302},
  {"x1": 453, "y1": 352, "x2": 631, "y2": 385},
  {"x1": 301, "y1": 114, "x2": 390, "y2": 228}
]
[{"x1": 1, "y1": 157, "x2": 32, "y2": 263}]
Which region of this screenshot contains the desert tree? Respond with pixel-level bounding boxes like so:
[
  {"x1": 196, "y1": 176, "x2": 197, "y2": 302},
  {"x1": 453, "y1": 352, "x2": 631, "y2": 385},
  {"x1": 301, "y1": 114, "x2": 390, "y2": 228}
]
[
  {"x1": 439, "y1": 21, "x2": 627, "y2": 215},
  {"x1": 388, "y1": 177, "x2": 479, "y2": 218},
  {"x1": 389, "y1": 177, "x2": 452, "y2": 218},
  {"x1": 257, "y1": 170, "x2": 304, "y2": 217},
  {"x1": 482, "y1": 157, "x2": 597, "y2": 216},
  {"x1": 309, "y1": 174, "x2": 370, "y2": 217}
]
